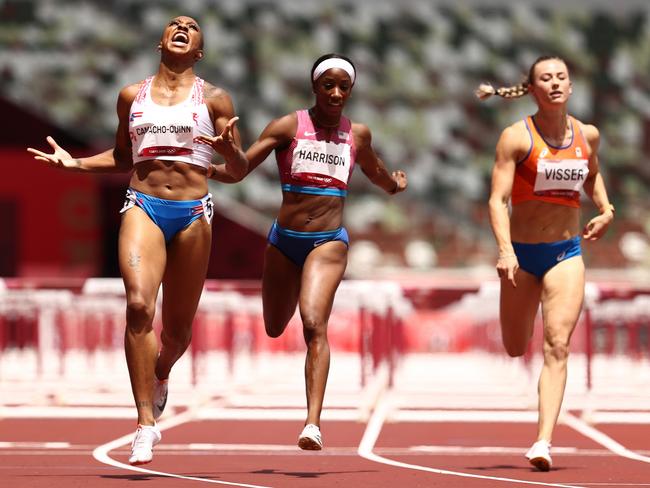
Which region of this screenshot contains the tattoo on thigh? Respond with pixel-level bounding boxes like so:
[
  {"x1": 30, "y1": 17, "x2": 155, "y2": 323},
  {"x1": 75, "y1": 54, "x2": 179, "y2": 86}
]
[{"x1": 129, "y1": 252, "x2": 141, "y2": 270}]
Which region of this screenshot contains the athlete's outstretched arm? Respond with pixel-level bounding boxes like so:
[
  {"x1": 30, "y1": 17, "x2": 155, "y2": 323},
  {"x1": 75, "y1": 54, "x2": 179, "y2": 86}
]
[
  {"x1": 206, "y1": 113, "x2": 295, "y2": 184},
  {"x1": 27, "y1": 84, "x2": 138, "y2": 173},
  {"x1": 353, "y1": 123, "x2": 407, "y2": 194}
]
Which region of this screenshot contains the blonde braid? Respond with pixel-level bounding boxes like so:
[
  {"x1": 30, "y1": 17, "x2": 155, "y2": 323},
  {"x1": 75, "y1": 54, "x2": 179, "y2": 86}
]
[{"x1": 475, "y1": 82, "x2": 529, "y2": 101}]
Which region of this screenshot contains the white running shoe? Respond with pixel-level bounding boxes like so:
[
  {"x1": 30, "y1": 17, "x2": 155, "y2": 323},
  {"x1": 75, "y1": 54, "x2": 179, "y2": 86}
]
[
  {"x1": 298, "y1": 424, "x2": 323, "y2": 450},
  {"x1": 153, "y1": 377, "x2": 168, "y2": 420},
  {"x1": 129, "y1": 424, "x2": 162, "y2": 465},
  {"x1": 525, "y1": 440, "x2": 552, "y2": 471}
]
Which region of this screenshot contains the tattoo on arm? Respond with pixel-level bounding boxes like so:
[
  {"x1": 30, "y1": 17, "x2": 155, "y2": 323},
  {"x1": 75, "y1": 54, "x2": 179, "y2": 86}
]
[
  {"x1": 203, "y1": 85, "x2": 223, "y2": 100},
  {"x1": 73, "y1": 159, "x2": 82, "y2": 168}
]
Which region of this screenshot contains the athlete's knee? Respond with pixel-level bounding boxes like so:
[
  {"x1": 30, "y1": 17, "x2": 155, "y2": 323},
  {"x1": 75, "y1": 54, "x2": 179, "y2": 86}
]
[
  {"x1": 543, "y1": 337, "x2": 570, "y2": 362},
  {"x1": 503, "y1": 341, "x2": 527, "y2": 358},
  {"x1": 501, "y1": 329, "x2": 528, "y2": 357},
  {"x1": 161, "y1": 325, "x2": 192, "y2": 349},
  {"x1": 302, "y1": 316, "x2": 327, "y2": 343},
  {"x1": 264, "y1": 319, "x2": 288, "y2": 338},
  {"x1": 263, "y1": 303, "x2": 295, "y2": 337},
  {"x1": 501, "y1": 318, "x2": 533, "y2": 357},
  {"x1": 125, "y1": 297, "x2": 155, "y2": 331}
]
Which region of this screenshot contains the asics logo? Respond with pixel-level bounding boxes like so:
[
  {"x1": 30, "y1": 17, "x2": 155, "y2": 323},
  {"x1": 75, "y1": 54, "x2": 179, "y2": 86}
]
[{"x1": 556, "y1": 250, "x2": 567, "y2": 262}]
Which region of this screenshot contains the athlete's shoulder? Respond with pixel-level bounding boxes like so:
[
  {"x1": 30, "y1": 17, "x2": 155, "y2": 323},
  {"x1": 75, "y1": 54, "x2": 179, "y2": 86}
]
[
  {"x1": 573, "y1": 117, "x2": 599, "y2": 145},
  {"x1": 350, "y1": 121, "x2": 371, "y2": 145},
  {"x1": 118, "y1": 81, "x2": 143, "y2": 103},
  {"x1": 268, "y1": 111, "x2": 298, "y2": 130},
  {"x1": 202, "y1": 82, "x2": 235, "y2": 112},
  {"x1": 202, "y1": 80, "x2": 229, "y2": 100},
  {"x1": 259, "y1": 112, "x2": 297, "y2": 142},
  {"x1": 498, "y1": 119, "x2": 530, "y2": 149},
  {"x1": 502, "y1": 118, "x2": 529, "y2": 137}
]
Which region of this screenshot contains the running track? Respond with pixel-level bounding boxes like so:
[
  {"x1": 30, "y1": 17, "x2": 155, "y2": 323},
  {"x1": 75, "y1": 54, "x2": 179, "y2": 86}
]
[{"x1": 1, "y1": 354, "x2": 649, "y2": 487}]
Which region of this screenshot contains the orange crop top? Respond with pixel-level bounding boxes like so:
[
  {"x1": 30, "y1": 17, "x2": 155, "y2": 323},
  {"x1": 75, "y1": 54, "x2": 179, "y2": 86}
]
[{"x1": 512, "y1": 116, "x2": 590, "y2": 208}]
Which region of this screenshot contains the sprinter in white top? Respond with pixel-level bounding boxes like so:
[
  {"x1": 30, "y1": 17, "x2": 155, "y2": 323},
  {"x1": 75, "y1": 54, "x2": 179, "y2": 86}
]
[{"x1": 28, "y1": 15, "x2": 247, "y2": 466}]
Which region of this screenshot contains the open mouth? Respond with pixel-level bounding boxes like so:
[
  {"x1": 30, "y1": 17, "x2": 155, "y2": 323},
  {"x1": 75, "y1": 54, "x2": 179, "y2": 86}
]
[{"x1": 171, "y1": 31, "x2": 189, "y2": 46}]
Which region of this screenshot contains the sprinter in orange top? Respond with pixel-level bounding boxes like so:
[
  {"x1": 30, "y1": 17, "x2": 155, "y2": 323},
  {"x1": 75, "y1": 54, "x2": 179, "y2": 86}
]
[{"x1": 476, "y1": 56, "x2": 614, "y2": 471}]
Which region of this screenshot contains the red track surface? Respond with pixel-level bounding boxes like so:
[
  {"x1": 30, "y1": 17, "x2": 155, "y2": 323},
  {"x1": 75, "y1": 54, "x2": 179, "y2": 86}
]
[{"x1": 2, "y1": 416, "x2": 650, "y2": 487}]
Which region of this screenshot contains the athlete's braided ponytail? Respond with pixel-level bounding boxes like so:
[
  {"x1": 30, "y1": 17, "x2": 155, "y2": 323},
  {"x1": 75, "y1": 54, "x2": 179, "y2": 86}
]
[
  {"x1": 476, "y1": 55, "x2": 567, "y2": 102},
  {"x1": 475, "y1": 82, "x2": 530, "y2": 101}
]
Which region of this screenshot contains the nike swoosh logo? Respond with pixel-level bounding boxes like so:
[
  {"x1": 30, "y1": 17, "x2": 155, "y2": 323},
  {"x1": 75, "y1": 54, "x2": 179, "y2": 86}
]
[
  {"x1": 155, "y1": 388, "x2": 168, "y2": 413},
  {"x1": 155, "y1": 397, "x2": 167, "y2": 413},
  {"x1": 304, "y1": 131, "x2": 319, "y2": 136}
]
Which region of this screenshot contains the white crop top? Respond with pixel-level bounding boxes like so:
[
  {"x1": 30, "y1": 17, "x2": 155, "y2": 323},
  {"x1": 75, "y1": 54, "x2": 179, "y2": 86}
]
[{"x1": 129, "y1": 76, "x2": 215, "y2": 169}]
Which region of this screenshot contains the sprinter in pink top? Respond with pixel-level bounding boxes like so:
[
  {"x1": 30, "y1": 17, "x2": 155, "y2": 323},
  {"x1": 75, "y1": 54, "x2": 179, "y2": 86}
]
[
  {"x1": 203, "y1": 53, "x2": 407, "y2": 451},
  {"x1": 276, "y1": 107, "x2": 356, "y2": 197}
]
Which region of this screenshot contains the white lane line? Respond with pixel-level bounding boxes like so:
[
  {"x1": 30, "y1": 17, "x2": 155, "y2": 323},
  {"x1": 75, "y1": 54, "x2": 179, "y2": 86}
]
[
  {"x1": 571, "y1": 485, "x2": 650, "y2": 487},
  {"x1": 8, "y1": 444, "x2": 650, "y2": 459},
  {"x1": 195, "y1": 407, "x2": 359, "y2": 421},
  {"x1": 358, "y1": 393, "x2": 587, "y2": 488},
  {"x1": 0, "y1": 441, "x2": 70, "y2": 448},
  {"x1": 4, "y1": 406, "x2": 648, "y2": 424},
  {"x1": 92, "y1": 408, "x2": 272, "y2": 488},
  {"x1": 0, "y1": 406, "x2": 135, "y2": 418},
  {"x1": 563, "y1": 412, "x2": 650, "y2": 464},
  {"x1": 393, "y1": 410, "x2": 538, "y2": 422},
  {"x1": 588, "y1": 412, "x2": 650, "y2": 424}
]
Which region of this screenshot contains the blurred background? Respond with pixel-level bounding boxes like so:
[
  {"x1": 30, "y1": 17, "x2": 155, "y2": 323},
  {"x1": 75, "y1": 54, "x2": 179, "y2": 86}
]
[
  {"x1": 0, "y1": 0, "x2": 649, "y2": 405},
  {"x1": 2, "y1": 0, "x2": 650, "y2": 280}
]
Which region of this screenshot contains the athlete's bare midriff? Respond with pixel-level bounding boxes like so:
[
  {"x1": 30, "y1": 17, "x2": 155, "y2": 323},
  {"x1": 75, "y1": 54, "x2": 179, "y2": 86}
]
[
  {"x1": 510, "y1": 200, "x2": 580, "y2": 243},
  {"x1": 277, "y1": 192, "x2": 345, "y2": 232},
  {"x1": 129, "y1": 159, "x2": 209, "y2": 200}
]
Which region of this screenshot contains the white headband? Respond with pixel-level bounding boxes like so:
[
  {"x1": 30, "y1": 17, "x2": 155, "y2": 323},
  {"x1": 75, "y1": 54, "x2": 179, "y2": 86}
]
[{"x1": 312, "y1": 58, "x2": 356, "y2": 84}]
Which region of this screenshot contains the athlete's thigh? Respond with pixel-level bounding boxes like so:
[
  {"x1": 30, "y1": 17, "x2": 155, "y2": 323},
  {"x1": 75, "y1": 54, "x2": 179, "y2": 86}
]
[
  {"x1": 162, "y1": 217, "x2": 212, "y2": 325},
  {"x1": 540, "y1": 256, "x2": 585, "y2": 341},
  {"x1": 500, "y1": 268, "x2": 543, "y2": 346},
  {"x1": 119, "y1": 207, "x2": 167, "y2": 303},
  {"x1": 299, "y1": 241, "x2": 348, "y2": 324},
  {"x1": 262, "y1": 244, "x2": 301, "y2": 326}
]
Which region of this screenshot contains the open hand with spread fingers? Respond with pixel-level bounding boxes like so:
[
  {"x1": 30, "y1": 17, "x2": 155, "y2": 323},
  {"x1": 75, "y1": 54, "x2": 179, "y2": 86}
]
[
  {"x1": 195, "y1": 116, "x2": 240, "y2": 157},
  {"x1": 27, "y1": 136, "x2": 79, "y2": 169}
]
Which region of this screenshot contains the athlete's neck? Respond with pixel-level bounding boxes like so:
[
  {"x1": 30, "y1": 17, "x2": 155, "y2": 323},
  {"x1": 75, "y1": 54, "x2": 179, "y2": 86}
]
[
  {"x1": 533, "y1": 108, "x2": 570, "y2": 145},
  {"x1": 308, "y1": 107, "x2": 340, "y2": 129},
  {"x1": 157, "y1": 61, "x2": 196, "y2": 87}
]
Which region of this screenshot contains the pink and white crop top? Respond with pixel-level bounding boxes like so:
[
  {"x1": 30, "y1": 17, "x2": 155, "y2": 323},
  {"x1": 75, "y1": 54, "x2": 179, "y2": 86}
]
[
  {"x1": 276, "y1": 109, "x2": 356, "y2": 197},
  {"x1": 129, "y1": 75, "x2": 215, "y2": 169}
]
